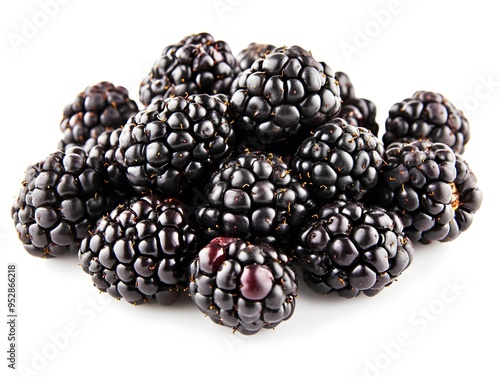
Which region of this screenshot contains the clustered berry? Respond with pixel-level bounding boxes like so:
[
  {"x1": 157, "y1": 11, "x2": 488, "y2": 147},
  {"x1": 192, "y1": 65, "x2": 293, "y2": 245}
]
[{"x1": 11, "y1": 32, "x2": 482, "y2": 335}]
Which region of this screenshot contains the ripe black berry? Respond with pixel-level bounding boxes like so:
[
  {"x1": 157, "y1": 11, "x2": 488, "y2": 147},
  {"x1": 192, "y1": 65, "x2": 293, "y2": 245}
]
[
  {"x1": 294, "y1": 201, "x2": 414, "y2": 297},
  {"x1": 79, "y1": 195, "x2": 199, "y2": 305},
  {"x1": 383, "y1": 91, "x2": 470, "y2": 153},
  {"x1": 234, "y1": 42, "x2": 276, "y2": 76},
  {"x1": 291, "y1": 118, "x2": 384, "y2": 202},
  {"x1": 372, "y1": 140, "x2": 482, "y2": 243},
  {"x1": 196, "y1": 151, "x2": 315, "y2": 249},
  {"x1": 230, "y1": 45, "x2": 341, "y2": 153},
  {"x1": 335, "y1": 71, "x2": 379, "y2": 135},
  {"x1": 139, "y1": 32, "x2": 236, "y2": 105},
  {"x1": 11, "y1": 147, "x2": 120, "y2": 257},
  {"x1": 189, "y1": 237, "x2": 297, "y2": 335},
  {"x1": 58, "y1": 82, "x2": 138, "y2": 151},
  {"x1": 119, "y1": 93, "x2": 235, "y2": 197}
]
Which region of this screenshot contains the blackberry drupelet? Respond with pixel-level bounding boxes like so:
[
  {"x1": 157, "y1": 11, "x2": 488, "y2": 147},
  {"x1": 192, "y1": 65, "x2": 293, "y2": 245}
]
[
  {"x1": 383, "y1": 90, "x2": 470, "y2": 153},
  {"x1": 230, "y1": 45, "x2": 342, "y2": 153},
  {"x1": 58, "y1": 82, "x2": 138, "y2": 151},
  {"x1": 139, "y1": 32, "x2": 237, "y2": 106},
  {"x1": 335, "y1": 71, "x2": 379, "y2": 135},
  {"x1": 79, "y1": 195, "x2": 199, "y2": 305},
  {"x1": 119, "y1": 93, "x2": 235, "y2": 197},
  {"x1": 373, "y1": 140, "x2": 482, "y2": 243},
  {"x1": 11, "y1": 147, "x2": 119, "y2": 258},
  {"x1": 335, "y1": 71, "x2": 356, "y2": 101},
  {"x1": 196, "y1": 151, "x2": 315, "y2": 249},
  {"x1": 291, "y1": 118, "x2": 384, "y2": 202},
  {"x1": 189, "y1": 237, "x2": 297, "y2": 335},
  {"x1": 234, "y1": 43, "x2": 277, "y2": 76},
  {"x1": 294, "y1": 201, "x2": 414, "y2": 297}
]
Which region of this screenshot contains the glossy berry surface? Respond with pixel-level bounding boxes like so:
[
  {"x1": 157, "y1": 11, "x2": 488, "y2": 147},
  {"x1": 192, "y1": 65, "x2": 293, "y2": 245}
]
[
  {"x1": 58, "y1": 82, "x2": 138, "y2": 151},
  {"x1": 294, "y1": 201, "x2": 414, "y2": 297},
  {"x1": 85, "y1": 128, "x2": 135, "y2": 201},
  {"x1": 339, "y1": 97, "x2": 379, "y2": 136},
  {"x1": 189, "y1": 237, "x2": 297, "y2": 335},
  {"x1": 291, "y1": 118, "x2": 384, "y2": 202},
  {"x1": 383, "y1": 90, "x2": 470, "y2": 153},
  {"x1": 79, "y1": 195, "x2": 199, "y2": 305},
  {"x1": 234, "y1": 42, "x2": 276, "y2": 76},
  {"x1": 196, "y1": 151, "x2": 315, "y2": 248},
  {"x1": 119, "y1": 94, "x2": 235, "y2": 196},
  {"x1": 335, "y1": 71, "x2": 379, "y2": 135},
  {"x1": 335, "y1": 71, "x2": 356, "y2": 101},
  {"x1": 11, "y1": 147, "x2": 119, "y2": 257},
  {"x1": 230, "y1": 45, "x2": 341, "y2": 153},
  {"x1": 139, "y1": 32, "x2": 236, "y2": 105},
  {"x1": 372, "y1": 140, "x2": 482, "y2": 243}
]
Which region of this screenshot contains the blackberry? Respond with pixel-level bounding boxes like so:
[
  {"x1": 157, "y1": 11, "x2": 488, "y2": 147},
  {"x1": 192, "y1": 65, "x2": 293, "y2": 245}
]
[
  {"x1": 383, "y1": 91, "x2": 470, "y2": 153},
  {"x1": 335, "y1": 71, "x2": 356, "y2": 101},
  {"x1": 291, "y1": 118, "x2": 384, "y2": 202},
  {"x1": 335, "y1": 71, "x2": 379, "y2": 135},
  {"x1": 374, "y1": 140, "x2": 482, "y2": 243},
  {"x1": 79, "y1": 195, "x2": 199, "y2": 305},
  {"x1": 11, "y1": 147, "x2": 119, "y2": 258},
  {"x1": 58, "y1": 82, "x2": 138, "y2": 151},
  {"x1": 234, "y1": 43, "x2": 277, "y2": 76},
  {"x1": 139, "y1": 32, "x2": 237, "y2": 106},
  {"x1": 230, "y1": 45, "x2": 342, "y2": 153},
  {"x1": 294, "y1": 201, "x2": 414, "y2": 297},
  {"x1": 196, "y1": 151, "x2": 315, "y2": 249},
  {"x1": 86, "y1": 128, "x2": 135, "y2": 201},
  {"x1": 339, "y1": 97, "x2": 379, "y2": 136},
  {"x1": 189, "y1": 237, "x2": 297, "y2": 335},
  {"x1": 118, "y1": 93, "x2": 235, "y2": 197}
]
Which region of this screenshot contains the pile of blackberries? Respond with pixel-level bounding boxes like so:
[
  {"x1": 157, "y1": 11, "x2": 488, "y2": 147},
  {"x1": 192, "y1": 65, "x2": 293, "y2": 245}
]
[{"x1": 11, "y1": 32, "x2": 482, "y2": 335}]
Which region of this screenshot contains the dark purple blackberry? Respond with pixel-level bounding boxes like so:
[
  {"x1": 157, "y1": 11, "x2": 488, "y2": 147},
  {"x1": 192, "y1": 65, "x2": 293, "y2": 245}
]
[
  {"x1": 118, "y1": 93, "x2": 235, "y2": 197},
  {"x1": 58, "y1": 82, "x2": 138, "y2": 151},
  {"x1": 294, "y1": 201, "x2": 414, "y2": 297},
  {"x1": 383, "y1": 91, "x2": 470, "y2": 154},
  {"x1": 180, "y1": 32, "x2": 215, "y2": 45},
  {"x1": 234, "y1": 43, "x2": 277, "y2": 76},
  {"x1": 11, "y1": 147, "x2": 120, "y2": 258},
  {"x1": 339, "y1": 97, "x2": 379, "y2": 136},
  {"x1": 86, "y1": 128, "x2": 135, "y2": 201},
  {"x1": 189, "y1": 237, "x2": 297, "y2": 335},
  {"x1": 335, "y1": 71, "x2": 356, "y2": 101},
  {"x1": 373, "y1": 140, "x2": 482, "y2": 243},
  {"x1": 79, "y1": 195, "x2": 199, "y2": 305},
  {"x1": 230, "y1": 45, "x2": 342, "y2": 153},
  {"x1": 196, "y1": 151, "x2": 315, "y2": 249},
  {"x1": 335, "y1": 71, "x2": 379, "y2": 136},
  {"x1": 291, "y1": 118, "x2": 384, "y2": 202},
  {"x1": 139, "y1": 32, "x2": 237, "y2": 106}
]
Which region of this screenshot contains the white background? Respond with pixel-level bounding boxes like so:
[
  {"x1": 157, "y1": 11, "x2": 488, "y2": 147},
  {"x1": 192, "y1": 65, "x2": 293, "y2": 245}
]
[{"x1": 1, "y1": 0, "x2": 498, "y2": 376}]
